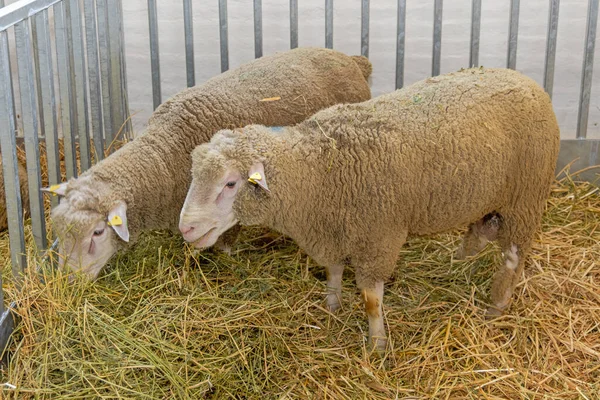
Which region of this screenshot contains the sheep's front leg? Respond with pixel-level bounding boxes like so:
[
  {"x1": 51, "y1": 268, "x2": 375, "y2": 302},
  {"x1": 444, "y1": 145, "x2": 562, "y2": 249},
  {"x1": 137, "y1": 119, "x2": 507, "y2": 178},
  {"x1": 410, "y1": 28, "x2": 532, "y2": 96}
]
[
  {"x1": 361, "y1": 281, "x2": 386, "y2": 351},
  {"x1": 325, "y1": 264, "x2": 345, "y2": 312}
]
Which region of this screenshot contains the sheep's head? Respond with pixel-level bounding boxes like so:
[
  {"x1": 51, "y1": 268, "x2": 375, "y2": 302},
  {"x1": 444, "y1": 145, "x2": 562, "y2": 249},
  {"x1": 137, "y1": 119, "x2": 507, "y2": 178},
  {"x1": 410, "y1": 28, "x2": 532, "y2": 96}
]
[
  {"x1": 44, "y1": 177, "x2": 130, "y2": 280},
  {"x1": 179, "y1": 129, "x2": 269, "y2": 249}
]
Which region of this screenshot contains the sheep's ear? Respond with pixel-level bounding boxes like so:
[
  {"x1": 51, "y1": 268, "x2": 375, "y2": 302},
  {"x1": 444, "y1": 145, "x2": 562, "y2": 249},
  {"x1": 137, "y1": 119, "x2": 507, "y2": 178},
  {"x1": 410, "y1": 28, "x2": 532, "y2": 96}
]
[
  {"x1": 107, "y1": 201, "x2": 130, "y2": 242},
  {"x1": 41, "y1": 182, "x2": 68, "y2": 197},
  {"x1": 247, "y1": 162, "x2": 270, "y2": 192}
]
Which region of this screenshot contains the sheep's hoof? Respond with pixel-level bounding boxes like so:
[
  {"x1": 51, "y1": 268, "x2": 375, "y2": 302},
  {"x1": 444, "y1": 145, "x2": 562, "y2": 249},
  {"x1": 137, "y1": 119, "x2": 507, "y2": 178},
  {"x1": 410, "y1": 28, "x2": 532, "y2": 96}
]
[
  {"x1": 370, "y1": 336, "x2": 388, "y2": 354},
  {"x1": 326, "y1": 297, "x2": 341, "y2": 313},
  {"x1": 454, "y1": 247, "x2": 466, "y2": 260},
  {"x1": 485, "y1": 306, "x2": 504, "y2": 319}
]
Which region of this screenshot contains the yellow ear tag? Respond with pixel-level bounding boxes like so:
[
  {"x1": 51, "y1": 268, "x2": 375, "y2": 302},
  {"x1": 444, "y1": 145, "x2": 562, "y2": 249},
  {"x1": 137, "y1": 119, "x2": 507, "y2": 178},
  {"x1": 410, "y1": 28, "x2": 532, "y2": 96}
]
[
  {"x1": 248, "y1": 172, "x2": 262, "y2": 185},
  {"x1": 108, "y1": 215, "x2": 123, "y2": 227},
  {"x1": 48, "y1": 184, "x2": 61, "y2": 196}
]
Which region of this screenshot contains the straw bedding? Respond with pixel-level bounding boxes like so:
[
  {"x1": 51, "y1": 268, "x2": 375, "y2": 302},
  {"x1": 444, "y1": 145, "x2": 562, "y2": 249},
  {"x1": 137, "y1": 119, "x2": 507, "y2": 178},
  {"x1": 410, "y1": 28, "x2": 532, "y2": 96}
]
[{"x1": 0, "y1": 171, "x2": 598, "y2": 399}]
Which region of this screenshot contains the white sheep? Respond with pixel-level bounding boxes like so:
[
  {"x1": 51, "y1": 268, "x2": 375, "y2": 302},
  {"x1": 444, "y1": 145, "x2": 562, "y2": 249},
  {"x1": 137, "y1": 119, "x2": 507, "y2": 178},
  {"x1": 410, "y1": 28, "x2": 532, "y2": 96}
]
[{"x1": 178, "y1": 68, "x2": 560, "y2": 350}]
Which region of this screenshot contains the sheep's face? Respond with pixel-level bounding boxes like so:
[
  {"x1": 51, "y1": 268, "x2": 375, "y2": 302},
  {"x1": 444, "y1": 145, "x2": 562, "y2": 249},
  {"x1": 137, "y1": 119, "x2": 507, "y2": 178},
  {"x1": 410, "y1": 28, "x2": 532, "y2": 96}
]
[
  {"x1": 47, "y1": 180, "x2": 130, "y2": 280},
  {"x1": 179, "y1": 164, "x2": 242, "y2": 249},
  {"x1": 180, "y1": 129, "x2": 270, "y2": 249},
  {"x1": 54, "y1": 212, "x2": 119, "y2": 280}
]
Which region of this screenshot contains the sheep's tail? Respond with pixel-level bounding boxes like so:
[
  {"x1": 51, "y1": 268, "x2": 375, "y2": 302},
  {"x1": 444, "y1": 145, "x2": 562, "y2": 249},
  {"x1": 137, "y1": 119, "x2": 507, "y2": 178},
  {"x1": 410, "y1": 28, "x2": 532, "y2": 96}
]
[{"x1": 350, "y1": 55, "x2": 372, "y2": 80}]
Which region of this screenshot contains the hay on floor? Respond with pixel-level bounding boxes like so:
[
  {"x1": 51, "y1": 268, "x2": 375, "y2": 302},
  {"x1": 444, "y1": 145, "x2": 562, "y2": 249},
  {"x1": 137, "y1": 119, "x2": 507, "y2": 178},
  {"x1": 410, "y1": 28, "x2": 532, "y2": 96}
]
[{"x1": 0, "y1": 172, "x2": 598, "y2": 399}]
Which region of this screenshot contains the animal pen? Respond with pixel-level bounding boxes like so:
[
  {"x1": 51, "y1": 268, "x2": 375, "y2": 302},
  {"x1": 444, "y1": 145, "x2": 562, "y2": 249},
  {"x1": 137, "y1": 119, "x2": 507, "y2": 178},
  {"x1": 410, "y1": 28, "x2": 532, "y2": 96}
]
[{"x1": 0, "y1": 0, "x2": 599, "y2": 397}]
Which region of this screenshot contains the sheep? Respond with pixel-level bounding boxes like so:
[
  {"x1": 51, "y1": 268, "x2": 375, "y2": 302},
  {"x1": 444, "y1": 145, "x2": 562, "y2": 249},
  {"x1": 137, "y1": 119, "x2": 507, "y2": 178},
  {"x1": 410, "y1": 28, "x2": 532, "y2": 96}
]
[
  {"x1": 46, "y1": 47, "x2": 373, "y2": 279},
  {"x1": 178, "y1": 67, "x2": 560, "y2": 351}
]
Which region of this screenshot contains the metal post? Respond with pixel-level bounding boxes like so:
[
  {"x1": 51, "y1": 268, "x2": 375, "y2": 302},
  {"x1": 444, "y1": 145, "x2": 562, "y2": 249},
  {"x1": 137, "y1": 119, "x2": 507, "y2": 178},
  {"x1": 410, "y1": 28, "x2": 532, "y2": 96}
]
[
  {"x1": 507, "y1": 0, "x2": 520, "y2": 69},
  {"x1": 67, "y1": 0, "x2": 91, "y2": 171},
  {"x1": 97, "y1": 0, "x2": 114, "y2": 144},
  {"x1": 253, "y1": 0, "x2": 262, "y2": 58},
  {"x1": 15, "y1": 19, "x2": 47, "y2": 251},
  {"x1": 432, "y1": 0, "x2": 443, "y2": 77},
  {"x1": 183, "y1": 0, "x2": 195, "y2": 87},
  {"x1": 54, "y1": 1, "x2": 77, "y2": 178},
  {"x1": 32, "y1": 9, "x2": 60, "y2": 207},
  {"x1": 361, "y1": 0, "x2": 369, "y2": 57},
  {"x1": 576, "y1": 0, "x2": 598, "y2": 139},
  {"x1": 290, "y1": 0, "x2": 298, "y2": 49},
  {"x1": 0, "y1": 29, "x2": 26, "y2": 274},
  {"x1": 395, "y1": 0, "x2": 406, "y2": 89},
  {"x1": 218, "y1": 0, "x2": 228, "y2": 72},
  {"x1": 325, "y1": 0, "x2": 333, "y2": 49},
  {"x1": 84, "y1": 0, "x2": 105, "y2": 161},
  {"x1": 147, "y1": 0, "x2": 161, "y2": 108},
  {"x1": 470, "y1": 0, "x2": 481, "y2": 68}
]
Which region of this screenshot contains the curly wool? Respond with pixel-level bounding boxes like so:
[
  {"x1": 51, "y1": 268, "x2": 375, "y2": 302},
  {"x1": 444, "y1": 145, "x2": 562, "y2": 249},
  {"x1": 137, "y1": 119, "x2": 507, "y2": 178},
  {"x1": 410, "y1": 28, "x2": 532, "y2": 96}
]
[
  {"x1": 51, "y1": 47, "x2": 372, "y2": 245},
  {"x1": 198, "y1": 67, "x2": 560, "y2": 290}
]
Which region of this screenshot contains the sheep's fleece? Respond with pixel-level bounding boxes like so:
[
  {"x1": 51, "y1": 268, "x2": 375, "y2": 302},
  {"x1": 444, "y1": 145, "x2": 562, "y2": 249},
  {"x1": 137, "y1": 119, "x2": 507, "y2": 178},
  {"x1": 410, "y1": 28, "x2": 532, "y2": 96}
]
[
  {"x1": 49, "y1": 47, "x2": 372, "y2": 279},
  {"x1": 182, "y1": 67, "x2": 560, "y2": 350}
]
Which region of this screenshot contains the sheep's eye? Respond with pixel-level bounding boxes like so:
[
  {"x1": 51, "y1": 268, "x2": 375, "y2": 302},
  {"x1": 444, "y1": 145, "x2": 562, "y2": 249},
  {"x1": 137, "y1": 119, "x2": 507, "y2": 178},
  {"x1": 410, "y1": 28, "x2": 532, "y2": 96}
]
[
  {"x1": 225, "y1": 181, "x2": 236, "y2": 188},
  {"x1": 93, "y1": 229, "x2": 105, "y2": 237}
]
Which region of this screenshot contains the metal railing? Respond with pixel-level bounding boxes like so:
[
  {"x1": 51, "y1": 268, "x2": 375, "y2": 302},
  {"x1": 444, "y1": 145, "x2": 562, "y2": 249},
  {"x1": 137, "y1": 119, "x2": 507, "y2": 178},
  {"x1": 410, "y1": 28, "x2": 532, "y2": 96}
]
[
  {"x1": 0, "y1": 0, "x2": 129, "y2": 353},
  {"x1": 0, "y1": 0, "x2": 598, "y2": 357}
]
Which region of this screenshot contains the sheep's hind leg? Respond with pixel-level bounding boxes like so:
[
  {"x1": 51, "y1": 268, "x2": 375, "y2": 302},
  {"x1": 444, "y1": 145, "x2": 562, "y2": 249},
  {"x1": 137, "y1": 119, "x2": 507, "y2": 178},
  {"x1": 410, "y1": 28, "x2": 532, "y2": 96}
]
[
  {"x1": 487, "y1": 243, "x2": 521, "y2": 317},
  {"x1": 325, "y1": 263, "x2": 345, "y2": 312},
  {"x1": 487, "y1": 210, "x2": 535, "y2": 317},
  {"x1": 455, "y1": 213, "x2": 501, "y2": 259}
]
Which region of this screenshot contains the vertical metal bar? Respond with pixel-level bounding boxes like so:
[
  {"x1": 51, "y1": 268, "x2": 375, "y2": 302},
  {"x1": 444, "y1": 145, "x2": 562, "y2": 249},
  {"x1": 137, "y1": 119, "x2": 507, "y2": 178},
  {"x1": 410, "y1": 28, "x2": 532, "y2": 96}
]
[
  {"x1": 183, "y1": 0, "x2": 195, "y2": 87},
  {"x1": 361, "y1": 0, "x2": 369, "y2": 57},
  {"x1": 470, "y1": 0, "x2": 481, "y2": 68},
  {"x1": 147, "y1": 0, "x2": 161, "y2": 108},
  {"x1": 15, "y1": 20, "x2": 47, "y2": 251},
  {"x1": 54, "y1": 2, "x2": 77, "y2": 179},
  {"x1": 32, "y1": 10, "x2": 60, "y2": 208},
  {"x1": 97, "y1": 0, "x2": 114, "y2": 145},
  {"x1": 67, "y1": 0, "x2": 91, "y2": 171},
  {"x1": 253, "y1": 0, "x2": 262, "y2": 58},
  {"x1": 544, "y1": 0, "x2": 560, "y2": 98},
  {"x1": 219, "y1": 0, "x2": 228, "y2": 72},
  {"x1": 432, "y1": 0, "x2": 443, "y2": 77},
  {"x1": 290, "y1": 0, "x2": 298, "y2": 49},
  {"x1": 395, "y1": 0, "x2": 406, "y2": 89},
  {"x1": 0, "y1": 29, "x2": 26, "y2": 275},
  {"x1": 325, "y1": 0, "x2": 333, "y2": 49},
  {"x1": 108, "y1": 0, "x2": 125, "y2": 138},
  {"x1": 117, "y1": 0, "x2": 131, "y2": 140},
  {"x1": 107, "y1": 0, "x2": 124, "y2": 139},
  {"x1": 576, "y1": 0, "x2": 599, "y2": 139},
  {"x1": 0, "y1": 0, "x2": 17, "y2": 132},
  {"x1": 84, "y1": 0, "x2": 105, "y2": 162},
  {"x1": 507, "y1": 0, "x2": 520, "y2": 69}
]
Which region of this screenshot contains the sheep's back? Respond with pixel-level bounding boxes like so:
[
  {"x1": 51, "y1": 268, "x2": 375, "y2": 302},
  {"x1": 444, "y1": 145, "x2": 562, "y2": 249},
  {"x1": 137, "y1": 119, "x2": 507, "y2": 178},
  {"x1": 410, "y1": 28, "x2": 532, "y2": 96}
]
[{"x1": 296, "y1": 68, "x2": 560, "y2": 236}]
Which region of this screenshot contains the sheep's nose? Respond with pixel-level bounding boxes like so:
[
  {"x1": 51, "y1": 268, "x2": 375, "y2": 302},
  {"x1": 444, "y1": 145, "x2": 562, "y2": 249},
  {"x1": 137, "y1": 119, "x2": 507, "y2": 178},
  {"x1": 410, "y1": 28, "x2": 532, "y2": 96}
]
[{"x1": 179, "y1": 224, "x2": 195, "y2": 240}]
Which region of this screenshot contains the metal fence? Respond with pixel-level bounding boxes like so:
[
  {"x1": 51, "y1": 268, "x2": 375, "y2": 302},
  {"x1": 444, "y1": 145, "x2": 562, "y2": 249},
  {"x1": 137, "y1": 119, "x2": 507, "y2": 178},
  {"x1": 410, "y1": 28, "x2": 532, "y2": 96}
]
[
  {"x1": 0, "y1": 0, "x2": 598, "y2": 356},
  {"x1": 0, "y1": 0, "x2": 129, "y2": 353}
]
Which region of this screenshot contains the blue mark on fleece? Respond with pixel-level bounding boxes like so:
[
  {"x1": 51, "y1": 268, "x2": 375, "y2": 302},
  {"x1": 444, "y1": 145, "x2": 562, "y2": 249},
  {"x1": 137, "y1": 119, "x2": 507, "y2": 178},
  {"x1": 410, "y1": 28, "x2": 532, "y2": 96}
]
[{"x1": 267, "y1": 126, "x2": 284, "y2": 133}]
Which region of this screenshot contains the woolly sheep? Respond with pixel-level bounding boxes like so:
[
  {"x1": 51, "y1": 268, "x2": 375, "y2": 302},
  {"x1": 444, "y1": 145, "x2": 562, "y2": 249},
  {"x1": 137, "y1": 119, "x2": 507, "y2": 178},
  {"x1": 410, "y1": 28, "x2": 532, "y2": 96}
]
[
  {"x1": 178, "y1": 67, "x2": 560, "y2": 350},
  {"x1": 47, "y1": 47, "x2": 372, "y2": 279}
]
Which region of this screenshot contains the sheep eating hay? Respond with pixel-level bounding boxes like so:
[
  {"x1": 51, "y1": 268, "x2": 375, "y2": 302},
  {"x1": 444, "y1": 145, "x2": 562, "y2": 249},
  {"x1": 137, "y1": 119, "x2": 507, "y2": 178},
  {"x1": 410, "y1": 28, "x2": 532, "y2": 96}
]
[
  {"x1": 47, "y1": 47, "x2": 372, "y2": 279},
  {"x1": 179, "y1": 67, "x2": 560, "y2": 350}
]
